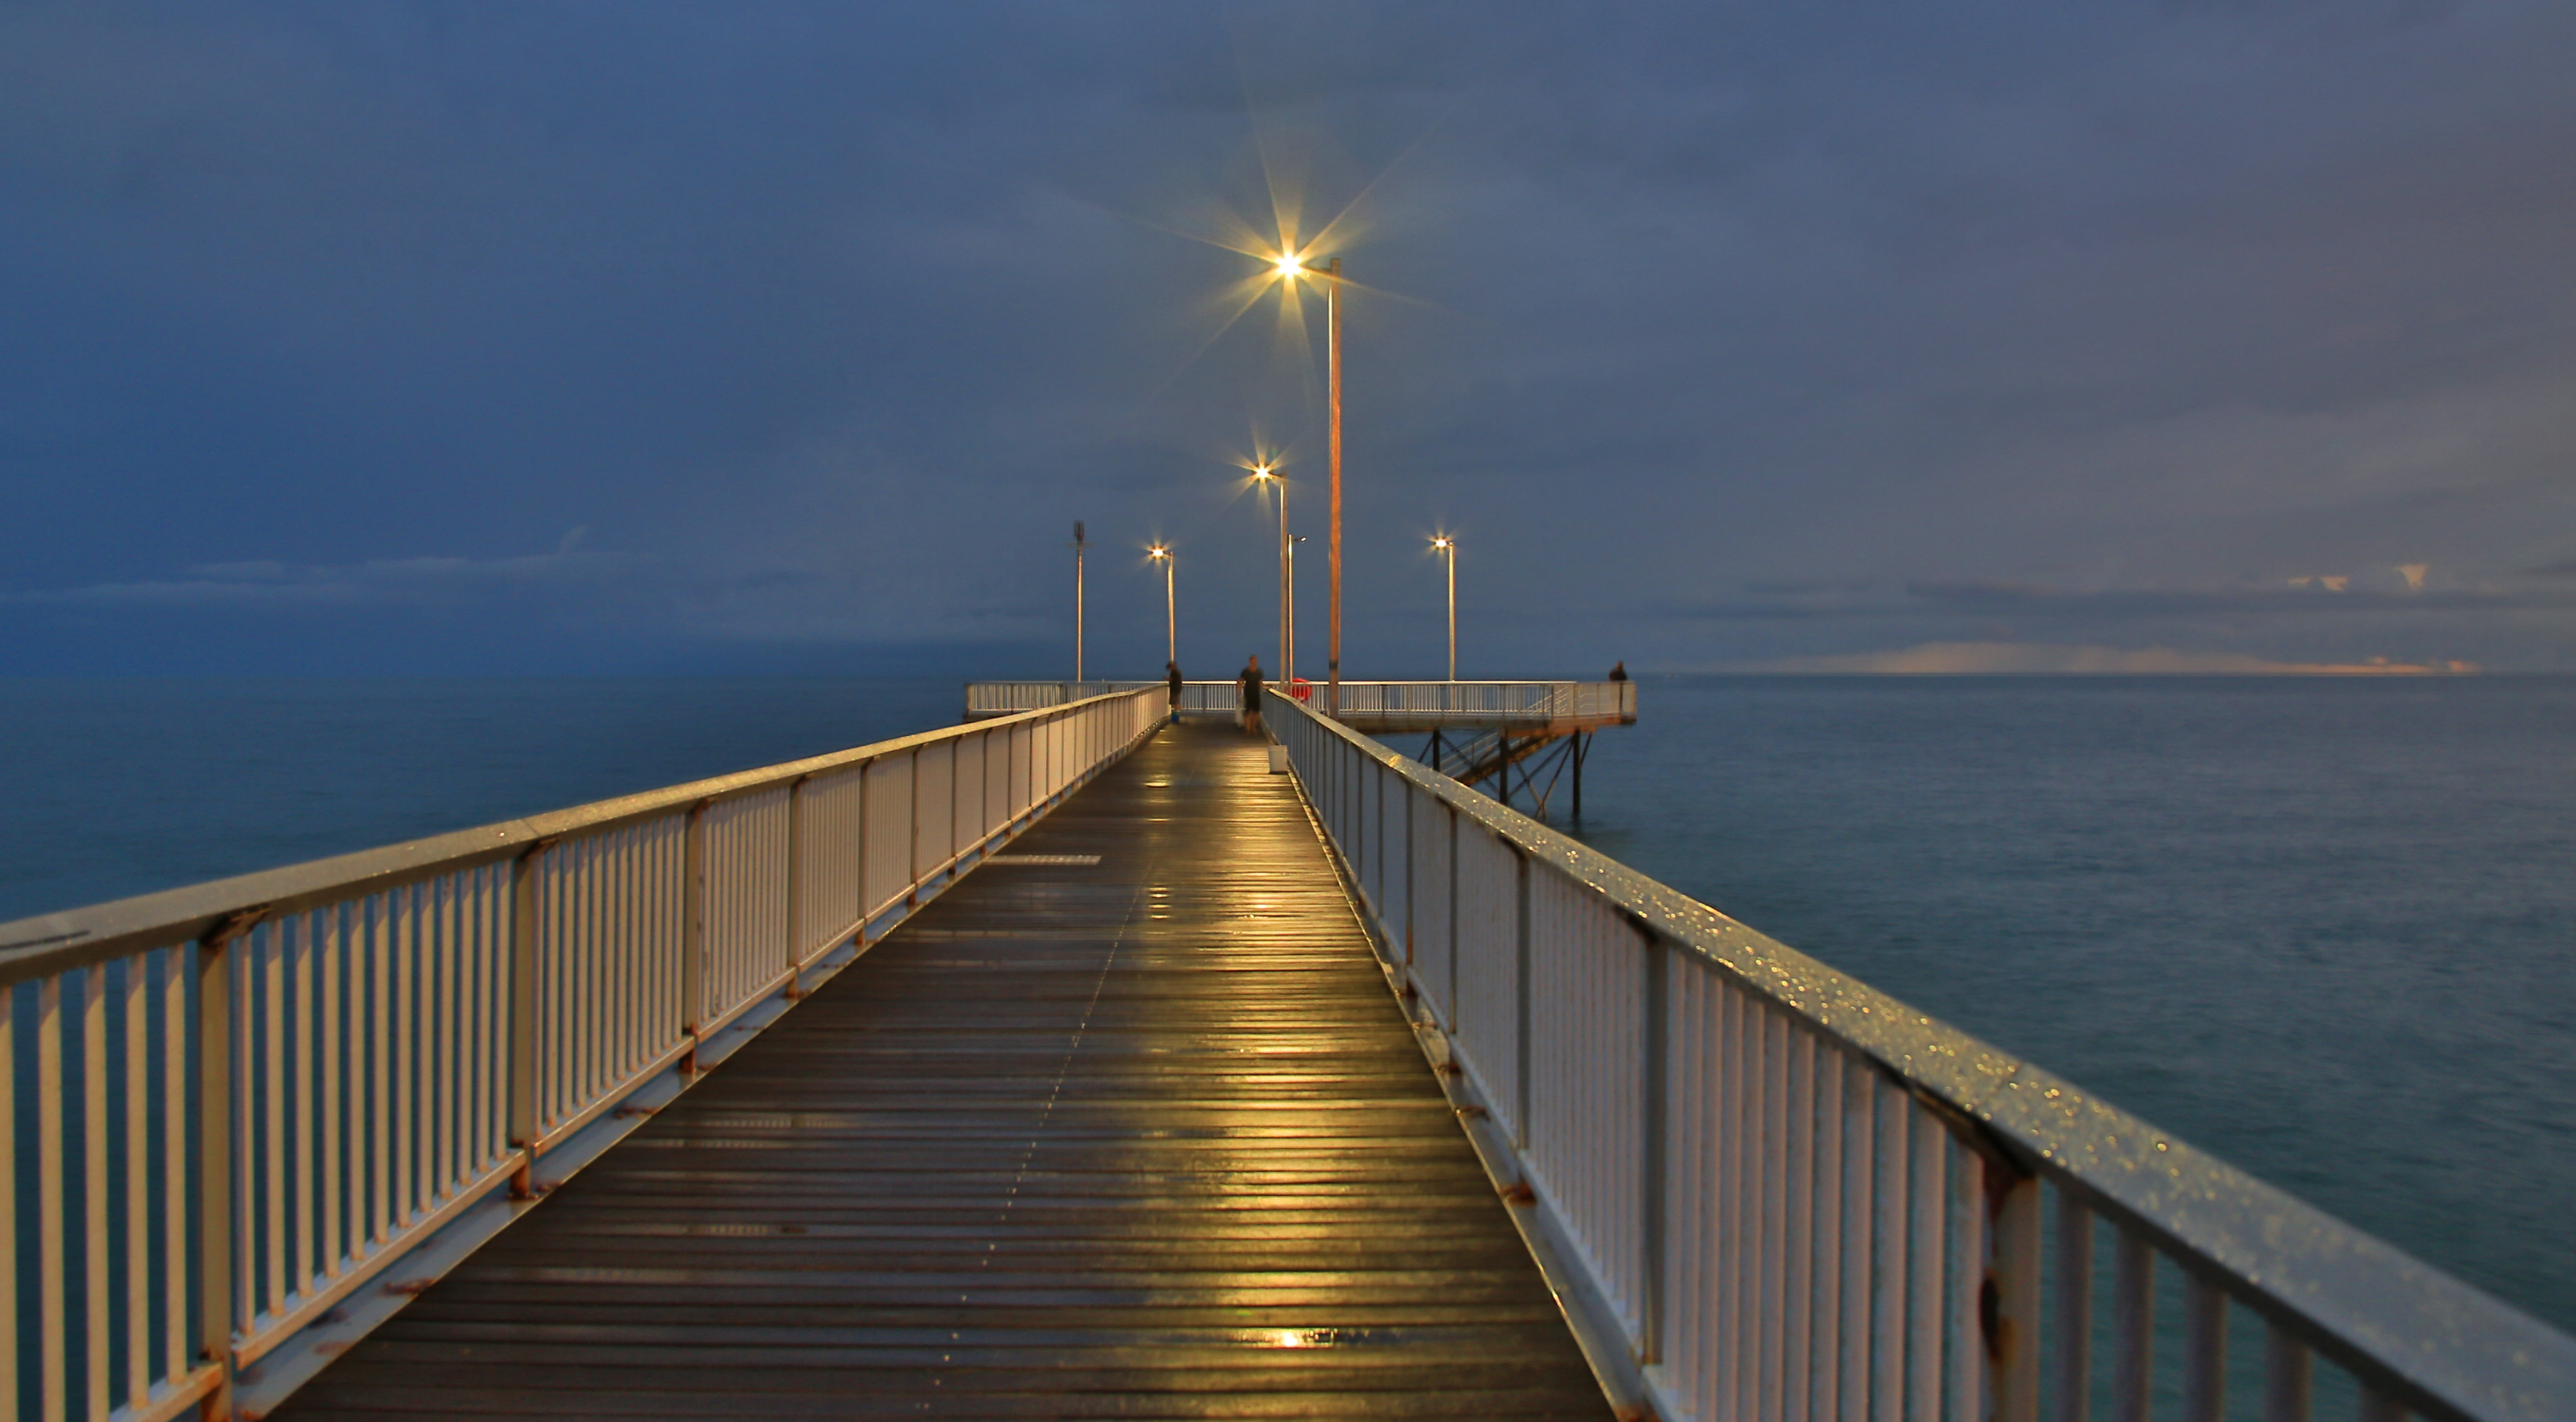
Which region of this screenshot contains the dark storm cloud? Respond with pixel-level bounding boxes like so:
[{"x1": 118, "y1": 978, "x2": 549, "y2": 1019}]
[{"x1": 3, "y1": 0, "x2": 2571, "y2": 675}]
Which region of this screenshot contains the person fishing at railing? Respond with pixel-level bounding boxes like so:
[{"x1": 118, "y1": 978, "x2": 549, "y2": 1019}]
[
  {"x1": 1166, "y1": 660, "x2": 1183, "y2": 725},
  {"x1": 1238, "y1": 655, "x2": 1263, "y2": 735}
]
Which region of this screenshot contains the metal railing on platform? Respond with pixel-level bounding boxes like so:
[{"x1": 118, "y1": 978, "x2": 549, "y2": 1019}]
[
  {"x1": 1266, "y1": 687, "x2": 2574, "y2": 1422},
  {"x1": 967, "y1": 678, "x2": 1638, "y2": 726},
  {"x1": 0, "y1": 689, "x2": 1165, "y2": 1422},
  {"x1": 1323, "y1": 679, "x2": 1637, "y2": 724},
  {"x1": 965, "y1": 680, "x2": 1241, "y2": 718}
]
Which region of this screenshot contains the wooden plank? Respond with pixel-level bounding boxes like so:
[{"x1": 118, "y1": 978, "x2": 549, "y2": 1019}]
[{"x1": 273, "y1": 722, "x2": 1610, "y2": 1420}]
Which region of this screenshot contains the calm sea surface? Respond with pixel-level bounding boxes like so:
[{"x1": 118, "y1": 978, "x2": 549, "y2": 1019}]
[{"x1": 3, "y1": 675, "x2": 2570, "y2": 1334}]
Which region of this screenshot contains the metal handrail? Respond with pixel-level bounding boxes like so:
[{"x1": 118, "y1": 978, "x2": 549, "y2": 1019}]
[
  {"x1": 0, "y1": 689, "x2": 1166, "y2": 1422},
  {"x1": 967, "y1": 679, "x2": 1638, "y2": 723},
  {"x1": 1265, "y1": 687, "x2": 2573, "y2": 1422}
]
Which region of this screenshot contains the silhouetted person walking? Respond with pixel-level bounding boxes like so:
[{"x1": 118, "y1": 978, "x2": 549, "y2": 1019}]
[
  {"x1": 1166, "y1": 660, "x2": 1183, "y2": 724},
  {"x1": 1238, "y1": 655, "x2": 1263, "y2": 735}
]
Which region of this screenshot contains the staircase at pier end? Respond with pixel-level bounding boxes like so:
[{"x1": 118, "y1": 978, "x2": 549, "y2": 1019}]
[{"x1": 2, "y1": 688, "x2": 2568, "y2": 1421}]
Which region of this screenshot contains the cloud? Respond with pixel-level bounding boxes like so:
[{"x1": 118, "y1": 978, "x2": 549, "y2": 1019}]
[
  {"x1": 8, "y1": 546, "x2": 634, "y2": 609},
  {"x1": 3, "y1": 4, "x2": 2574, "y2": 672},
  {"x1": 1739, "y1": 642, "x2": 2480, "y2": 675}
]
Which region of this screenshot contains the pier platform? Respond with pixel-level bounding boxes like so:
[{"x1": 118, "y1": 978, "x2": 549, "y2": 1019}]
[
  {"x1": 270, "y1": 722, "x2": 1611, "y2": 1420},
  {"x1": 966, "y1": 680, "x2": 1637, "y2": 817}
]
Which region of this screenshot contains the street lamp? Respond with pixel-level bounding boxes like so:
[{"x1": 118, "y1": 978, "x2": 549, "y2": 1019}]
[
  {"x1": 1146, "y1": 544, "x2": 1175, "y2": 666},
  {"x1": 1270, "y1": 252, "x2": 1344, "y2": 714},
  {"x1": 1249, "y1": 463, "x2": 1291, "y2": 685},
  {"x1": 1431, "y1": 536, "x2": 1457, "y2": 681}
]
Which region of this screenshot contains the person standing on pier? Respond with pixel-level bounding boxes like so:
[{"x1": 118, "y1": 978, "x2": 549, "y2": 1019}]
[
  {"x1": 1166, "y1": 660, "x2": 1183, "y2": 725},
  {"x1": 1238, "y1": 655, "x2": 1263, "y2": 735}
]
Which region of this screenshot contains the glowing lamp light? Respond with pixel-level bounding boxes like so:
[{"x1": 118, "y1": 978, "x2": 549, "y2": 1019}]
[{"x1": 1274, "y1": 253, "x2": 1303, "y2": 280}]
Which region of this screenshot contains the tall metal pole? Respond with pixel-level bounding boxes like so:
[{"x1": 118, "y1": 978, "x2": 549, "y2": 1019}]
[
  {"x1": 1288, "y1": 534, "x2": 1303, "y2": 681},
  {"x1": 1326, "y1": 257, "x2": 1343, "y2": 716},
  {"x1": 1445, "y1": 541, "x2": 1457, "y2": 681},
  {"x1": 1072, "y1": 520, "x2": 1088, "y2": 682},
  {"x1": 1162, "y1": 551, "x2": 1175, "y2": 665},
  {"x1": 1279, "y1": 480, "x2": 1293, "y2": 686}
]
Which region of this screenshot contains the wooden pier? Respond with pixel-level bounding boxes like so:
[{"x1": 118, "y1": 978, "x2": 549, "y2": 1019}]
[{"x1": 270, "y1": 722, "x2": 1611, "y2": 1420}]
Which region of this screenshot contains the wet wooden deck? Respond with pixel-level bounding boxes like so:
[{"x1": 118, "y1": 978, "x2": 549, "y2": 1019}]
[{"x1": 274, "y1": 721, "x2": 1612, "y2": 1420}]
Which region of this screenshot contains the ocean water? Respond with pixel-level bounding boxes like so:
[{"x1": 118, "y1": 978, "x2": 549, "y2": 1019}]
[
  {"x1": 1565, "y1": 675, "x2": 2576, "y2": 1335},
  {"x1": 2, "y1": 674, "x2": 2570, "y2": 1339}
]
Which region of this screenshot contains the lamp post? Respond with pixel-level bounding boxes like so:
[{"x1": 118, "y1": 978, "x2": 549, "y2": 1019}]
[
  {"x1": 1250, "y1": 464, "x2": 1291, "y2": 686},
  {"x1": 1271, "y1": 252, "x2": 1343, "y2": 714},
  {"x1": 1431, "y1": 536, "x2": 1456, "y2": 681},
  {"x1": 1288, "y1": 534, "x2": 1306, "y2": 680},
  {"x1": 1147, "y1": 544, "x2": 1175, "y2": 666},
  {"x1": 1071, "y1": 520, "x2": 1088, "y2": 682}
]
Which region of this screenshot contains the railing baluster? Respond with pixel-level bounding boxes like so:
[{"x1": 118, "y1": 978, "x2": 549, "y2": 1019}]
[
  {"x1": 122, "y1": 953, "x2": 149, "y2": 1406},
  {"x1": 1842, "y1": 1053, "x2": 1875, "y2": 1422},
  {"x1": 2112, "y1": 1227, "x2": 2154, "y2": 1422},
  {"x1": 1722, "y1": 984, "x2": 1751, "y2": 1422},
  {"x1": 437, "y1": 878, "x2": 461, "y2": 1207},
  {"x1": 508, "y1": 847, "x2": 540, "y2": 1196},
  {"x1": 2054, "y1": 1195, "x2": 2094, "y2": 1422},
  {"x1": 2264, "y1": 1322, "x2": 2312, "y2": 1422},
  {"x1": 1809, "y1": 1042, "x2": 1844, "y2": 1422},
  {"x1": 1874, "y1": 1075, "x2": 1908, "y2": 1422},
  {"x1": 1762, "y1": 1007, "x2": 1789, "y2": 1422},
  {"x1": 682, "y1": 801, "x2": 708, "y2": 1064},
  {"x1": 365, "y1": 895, "x2": 389, "y2": 1247},
  {"x1": 38, "y1": 970, "x2": 67, "y2": 1419},
  {"x1": 1908, "y1": 1100, "x2": 1944, "y2": 1422},
  {"x1": 199, "y1": 929, "x2": 239, "y2": 1422},
  {"x1": 1990, "y1": 1166, "x2": 2043, "y2": 1422},
  {"x1": 2184, "y1": 1273, "x2": 2226, "y2": 1422},
  {"x1": 1641, "y1": 928, "x2": 1669, "y2": 1369},
  {"x1": 1950, "y1": 1139, "x2": 1987, "y2": 1422},
  {"x1": 1784, "y1": 1026, "x2": 1814, "y2": 1422},
  {"x1": 0, "y1": 992, "x2": 13, "y2": 1410},
  {"x1": 162, "y1": 947, "x2": 188, "y2": 1385},
  {"x1": 2359, "y1": 1388, "x2": 2407, "y2": 1422},
  {"x1": 81, "y1": 961, "x2": 110, "y2": 1416}
]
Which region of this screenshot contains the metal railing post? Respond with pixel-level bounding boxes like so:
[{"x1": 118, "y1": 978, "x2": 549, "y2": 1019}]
[
  {"x1": 507, "y1": 845, "x2": 541, "y2": 1197},
  {"x1": 197, "y1": 916, "x2": 257, "y2": 1422},
  {"x1": 1512, "y1": 847, "x2": 1531, "y2": 1150},
  {"x1": 1993, "y1": 1168, "x2": 2045, "y2": 1422},
  {"x1": 681, "y1": 801, "x2": 709, "y2": 1071},
  {"x1": 2054, "y1": 1196, "x2": 2096, "y2": 1422},
  {"x1": 2184, "y1": 1274, "x2": 2228, "y2": 1422},
  {"x1": 1402, "y1": 787, "x2": 1414, "y2": 966},
  {"x1": 1641, "y1": 925, "x2": 1669, "y2": 1366},
  {"x1": 2267, "y1": 1325, "x2": 2315, "y2": 1422},
  {"x1": 2113, "y1": 1226, "x2": 2155, "y2": 1422},
  {"x1": 784, "y1": 778, "x2": 806, "y2": 994}
]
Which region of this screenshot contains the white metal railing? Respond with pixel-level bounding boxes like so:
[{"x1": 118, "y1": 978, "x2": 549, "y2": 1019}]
[
  {"x1": 0, "y1": 689, "x2": 1164, "y2": 1422},
  {"x1": 1266, "y1": 688, "x2": 2573, "y2": 1422},
  {"x1": 1321, "y1": 679, "x2": 1637, "y2": 724},
  {"x1": 964, "y1": 680, "x2": 1241, "y2": 718},
  {"x1": 968, "y1": 678, "x2": 1637, "y2": 724}
]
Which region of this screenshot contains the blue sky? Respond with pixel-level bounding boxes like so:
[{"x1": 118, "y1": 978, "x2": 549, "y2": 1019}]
[{"x1": 4, "y1": 1, "x2": 2572, "y2": 675}]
